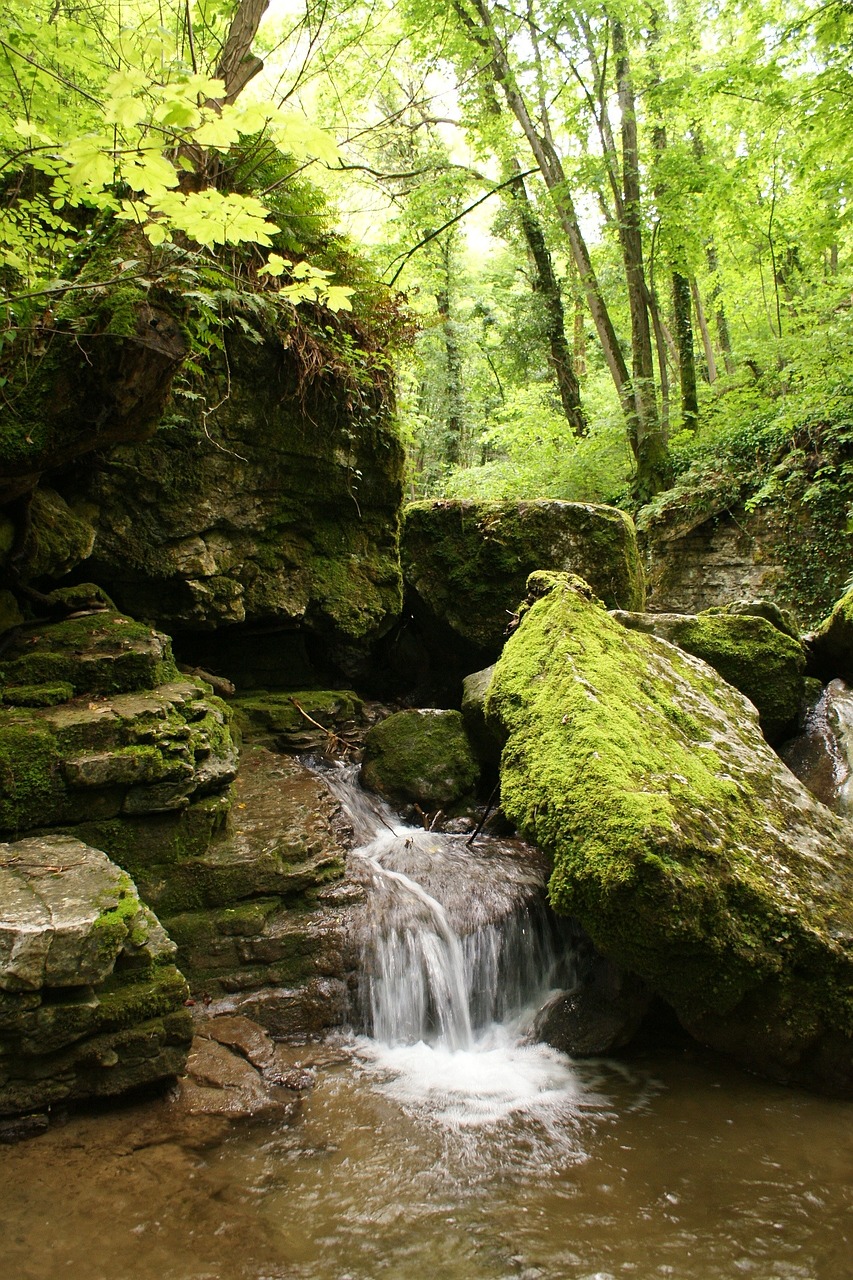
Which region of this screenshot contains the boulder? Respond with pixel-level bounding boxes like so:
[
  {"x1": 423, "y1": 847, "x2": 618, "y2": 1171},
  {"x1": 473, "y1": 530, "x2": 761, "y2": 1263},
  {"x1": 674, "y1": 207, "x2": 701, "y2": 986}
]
[
  {"x1": 461, "y1": 665, "x2": 503, "y2": 767},
  {"x1": 361, "y1": 709, "x2": 480, "y2": 810},
  {"x1": 61, "y1": 332, "x2": 404, "y2": 678},
  {"x1": 808, "y1": 588, "x2": 853, "y2": 683},
  {"x1": 612, "y1": 607, "x2": 806, "y2": 743},
  {"x1": 0, "y1": 837, "x2": 191, "y2": 1116},
  {"x1": 486, "y1": 571, "x2": 853, "y2": 1095},
  {"x1": 534, "y1": 953, "x2": 651, "y2": 1057},
  {"x1": 401, "y1": 499, "x2": 645, "y2": 665}
]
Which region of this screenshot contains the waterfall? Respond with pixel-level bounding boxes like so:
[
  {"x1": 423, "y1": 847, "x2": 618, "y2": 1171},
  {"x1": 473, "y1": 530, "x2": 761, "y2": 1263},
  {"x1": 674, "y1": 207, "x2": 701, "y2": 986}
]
[
  {"x1": 317, "y1": 762, "x2": 573, "y2": 1051},
  {"x1": 782, "y1": 678, "x2": 853, "y2": 814}
]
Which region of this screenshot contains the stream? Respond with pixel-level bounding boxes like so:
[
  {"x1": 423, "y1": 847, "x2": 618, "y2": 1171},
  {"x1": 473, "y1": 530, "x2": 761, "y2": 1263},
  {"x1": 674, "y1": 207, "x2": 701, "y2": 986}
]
[{"x1": 1, "y1": 762, "x2": 851, "y2": 1280}]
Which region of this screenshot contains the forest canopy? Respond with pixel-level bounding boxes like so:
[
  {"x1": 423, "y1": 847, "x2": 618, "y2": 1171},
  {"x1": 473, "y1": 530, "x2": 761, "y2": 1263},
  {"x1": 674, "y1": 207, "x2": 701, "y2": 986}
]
[{"x1": 1, "y1": 0, "x2": 852, "y2": 506}]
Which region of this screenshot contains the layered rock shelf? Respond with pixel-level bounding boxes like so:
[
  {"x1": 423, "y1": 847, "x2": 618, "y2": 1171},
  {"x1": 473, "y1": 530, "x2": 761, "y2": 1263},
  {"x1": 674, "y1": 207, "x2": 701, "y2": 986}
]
[{"x1": 0, "y1": 837, "x2": 191, "y2": 1117}]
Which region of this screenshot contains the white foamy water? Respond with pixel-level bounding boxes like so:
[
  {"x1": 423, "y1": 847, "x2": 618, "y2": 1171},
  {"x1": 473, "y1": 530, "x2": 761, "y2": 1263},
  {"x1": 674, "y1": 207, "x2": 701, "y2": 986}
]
[{"x1": 352, "y1": 1025, "x2": 598, "y2": 1130}]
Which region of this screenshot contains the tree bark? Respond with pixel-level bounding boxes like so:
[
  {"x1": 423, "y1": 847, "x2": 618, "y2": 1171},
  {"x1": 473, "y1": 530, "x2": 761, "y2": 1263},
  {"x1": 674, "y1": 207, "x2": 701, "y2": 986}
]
[
  {"x1": 691, "y1": 278, "x2": 719, "y2": 383},
  {"x1": 510, "y1": 172, "x2": 587, "y2": 435},
  {"x1": 216, "y1": 0, "x2": 270, "y2": 103},
  {"x1": 673, "y1": 270, "x2": 699, "y2": 430}
]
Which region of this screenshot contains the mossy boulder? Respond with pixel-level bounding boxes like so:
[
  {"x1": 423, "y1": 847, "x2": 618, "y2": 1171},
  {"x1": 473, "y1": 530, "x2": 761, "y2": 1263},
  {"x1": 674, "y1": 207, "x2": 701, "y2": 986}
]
[
  {"x1": 0, "y1": 609, "x2": 179, "y2": 696},
  {"x1": 0, "y1": 836, "x2": 191, "y2": 1117},
  {"x1": 0, "y1": 679, "x2": 237, "y2": 836},
  {"x1": 361, "y1": 709, "x2": 480, "y2": 809},
  {"x1": 612, "y1": 607, "x2": 806, "y2": 743},
  {"x1": 461, "y1": 665, "x2": 502, "y2": 767},
  {"x1": 401, "y1": 499, "x2": 645, "y2": 666},
  {"x1": 61, "y1": 332, "x2": 404, "y2": 678},
  {"x1": 0, "y1": 488, "x2": 95, "y2": 583},
  {"x1": 808, "y1": 589, "x2": 853, "y2": 683},
  {"x1": 232, "y1": 689, "x2": 365, "y2": 752},
  {"x1": 486, "y1": 571, "x2": 853, "y2": 1095}
]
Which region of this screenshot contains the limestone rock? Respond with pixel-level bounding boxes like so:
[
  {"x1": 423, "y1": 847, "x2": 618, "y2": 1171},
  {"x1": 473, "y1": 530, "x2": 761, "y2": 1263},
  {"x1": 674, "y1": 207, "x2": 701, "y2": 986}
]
[
  {"x1": 0, "y1": 837, "x2": 191, "y2": 1116},
  {"x1": 0, "y1": 610, "x2": 178, "y2": 697},
  {"x1": 361, "y1": 708, "x2": 480, "y2": 809},
  {"x1": 0, "y1": 488, "x2": 95, "y2": 582},
  {"x1": 0, "y1": 678, "x2": 237, "y2": 835},
  {"x1": 401, "y1": 499, "x2": 645, "y2": 664},
  {"x1": 0, "y1": 836, "x2": 166, "y2": 991},
  {"x1": 232, "y1": 688, "x2": 365, "y2": 753},
  {"x1": 487, "y1": 571, "x2": 853, "y2": 1095},
  {"x1": 612, "y1": 606, "x2": 806, "y2": 743},
  {"x1": 461, "y1": 665, "x2": 502, "y2": 767},
  {"x1": 809, "y1": 588, "x2": 853, "y2": 682},
  {"x1": 62, "y1": 333, "x2": 404, "y2": 676}
]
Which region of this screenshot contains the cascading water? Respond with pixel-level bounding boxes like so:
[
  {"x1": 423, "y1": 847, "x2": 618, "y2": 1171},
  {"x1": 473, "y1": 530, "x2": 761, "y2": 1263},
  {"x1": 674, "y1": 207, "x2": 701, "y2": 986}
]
[
  {"x1": 317, "y1": 761, "x2": 592, "y2": 1130},
  {"x1": 782, "y1": 677, "x2": 853, "y2": 814}
]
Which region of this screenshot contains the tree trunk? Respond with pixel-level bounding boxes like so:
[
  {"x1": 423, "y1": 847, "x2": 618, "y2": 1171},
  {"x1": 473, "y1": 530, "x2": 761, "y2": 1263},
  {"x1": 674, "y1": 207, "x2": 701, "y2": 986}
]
[
  {"x1": 511, "y1": 173, "x2": 587, "y2": 435},
  {"x1": 435, "y1": 241, "x2": 465, "y2": 467},
  {"x1": 673, "y1": 270, "x2": 699, "y2": 430},
  {"x1": 216, "y1": 0, "x2": 270, "y2": 103},
  {"x1": 612, "y1": 16, "x2": 668, "y2": 498},
  {"x1": 691, "y1": 278, "x2": 718, "y2": 383}
]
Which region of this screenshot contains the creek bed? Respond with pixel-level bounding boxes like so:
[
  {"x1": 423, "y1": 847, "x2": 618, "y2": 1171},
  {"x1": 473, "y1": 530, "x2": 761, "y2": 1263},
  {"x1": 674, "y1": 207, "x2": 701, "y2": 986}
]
[{"x1": 1, "y1": 1034, "x2": 850, "y2": 1280}]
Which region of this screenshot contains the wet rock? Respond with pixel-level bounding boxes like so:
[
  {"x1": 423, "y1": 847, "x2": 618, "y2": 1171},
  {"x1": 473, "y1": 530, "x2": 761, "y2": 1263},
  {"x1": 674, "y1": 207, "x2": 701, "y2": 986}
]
[
  {"x1": 140, "y1": 748, "x2": 362, "y2": 1037},
  {"x1": 808, "y1": 588, "x2": 853, "y2": 683},
  {"x1": 487, "y1": 571, "x2": 853, "y2": 1096},
  {"x1": 401, "y1": 499, "x2": 645, "y2": 667},
  {"x1": 361, "y1": 708, "x2": 480, "y2": 809},
  {"x1": 534, "y1": 954, "x2": 651, "y2": 1056},
  {"x1": 0, "y1": 837, "x2": 191, "y2": 1117},
  {"x1": 781, "y1": 678, "x2": 853, "y2": 814},
  {"x1": 232, "y1": 688, "x2": 365, "y2": 754},
  {"x1": 612, "y1": 606, "x2": 806, "y2": 743}
]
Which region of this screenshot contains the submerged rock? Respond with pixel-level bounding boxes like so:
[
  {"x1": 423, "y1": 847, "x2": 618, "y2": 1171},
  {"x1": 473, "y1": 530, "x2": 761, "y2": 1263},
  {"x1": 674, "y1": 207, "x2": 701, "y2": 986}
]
[
  {"x1": 534, "y1": 952, "x2": 651, "y2": 1057},
  {"x1": 401, "y1": 499, "x2": 645, "y2": 666},
  {"x1": 612, "y1": 606, "x2": 806, "y2": 743},
  {"x1": 361, "y1": 708, "x2": 480, "y2": 810},
  {"x1": 487, "y1": 571, "x2": 853, "y2": 1095},
  {"x1": 0, "y1": 837, "x2": 191, "y2": 1117}
]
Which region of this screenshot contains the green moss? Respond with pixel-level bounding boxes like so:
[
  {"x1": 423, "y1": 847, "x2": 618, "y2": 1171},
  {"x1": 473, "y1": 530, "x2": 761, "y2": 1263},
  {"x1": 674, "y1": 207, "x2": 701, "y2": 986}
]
[
  {"x1": 0, "y1": 715, "x2": 64, "y2": 834},
  {"x1": 1, "y1": 683, "x2": 75, "y2": 707},
  {"x1": 654, "y1": 611, "x2": 805, "y2": 743},
  {"x1": 402, "y1": 499, "x2": 645, "y2": 658},
  {"x1": 361, "y1": 708, "x2": 480, "y2": 807},
  {"x1": 485, "y1": 571, "x2": 853, "y2": 1034},
  {"x1": 0, "y1": 611, "x2": 179, "y2": 695}
]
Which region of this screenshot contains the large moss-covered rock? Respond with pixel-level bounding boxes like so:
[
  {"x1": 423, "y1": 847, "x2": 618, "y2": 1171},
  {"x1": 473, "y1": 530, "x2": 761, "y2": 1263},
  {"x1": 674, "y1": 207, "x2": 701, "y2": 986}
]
[
  {"x1": 612, "y1": 608, "x2": 806, "y2": 743},
  {"x1": 361, "y1": 709, "x2": 481, "y2": 809},
  {"x1": 401, "y1": 499, "x2": 645, "y2": 666},
  {"x1": 62, "y1": 333, "x2": 404, "y2": 677},
  {"x1": 486, "y1": 572, "x2": 853, "y2": 1095},
  {"x1": 0, "y1": 837, "x2": 191, "y2": 1116},
  {"x1": 232, "y1": 688, "x2": 365, "y2": 753}
]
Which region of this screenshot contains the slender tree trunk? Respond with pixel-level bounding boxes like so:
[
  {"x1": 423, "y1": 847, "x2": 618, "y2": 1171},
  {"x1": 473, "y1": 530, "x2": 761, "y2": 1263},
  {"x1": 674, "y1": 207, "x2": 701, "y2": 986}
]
[
  {"x1": 612, "y1": 15, "x2": 669, "y2": 497},
  {"x1": 673, "y1": 271, "x2": 699, "y2": 430},
  {"x1": 704, "y1": 240, "x2": 734, "y2": 374},
  {"x1": 510, "y1": 172, "x2": 587, "y2": 435},
  {"x1": 435, "y1": 239, "x2": 465, "y2": 467},
  {"x1": 691, "y1": 278, "x2": 718, "y2": 383}
]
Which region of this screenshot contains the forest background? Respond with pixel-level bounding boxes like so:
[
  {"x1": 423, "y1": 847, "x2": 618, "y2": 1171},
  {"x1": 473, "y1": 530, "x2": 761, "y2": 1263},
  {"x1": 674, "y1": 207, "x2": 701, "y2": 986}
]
[{"x1": 1, "y1": 0, "x2": 852, "y2": 569}]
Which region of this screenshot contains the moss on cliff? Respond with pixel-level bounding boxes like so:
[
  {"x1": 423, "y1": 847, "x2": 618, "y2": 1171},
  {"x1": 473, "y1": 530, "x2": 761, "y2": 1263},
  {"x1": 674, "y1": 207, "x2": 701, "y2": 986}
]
[{"x1": 402, "y1": 499, "x2": 645, "y2": 660}]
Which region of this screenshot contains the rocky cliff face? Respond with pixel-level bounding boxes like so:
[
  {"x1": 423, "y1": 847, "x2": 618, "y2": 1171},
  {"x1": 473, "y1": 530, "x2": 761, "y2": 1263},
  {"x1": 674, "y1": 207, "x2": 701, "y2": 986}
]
[{"x1": 61, "y1": 334, "x2": 404, "y2": 683}]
